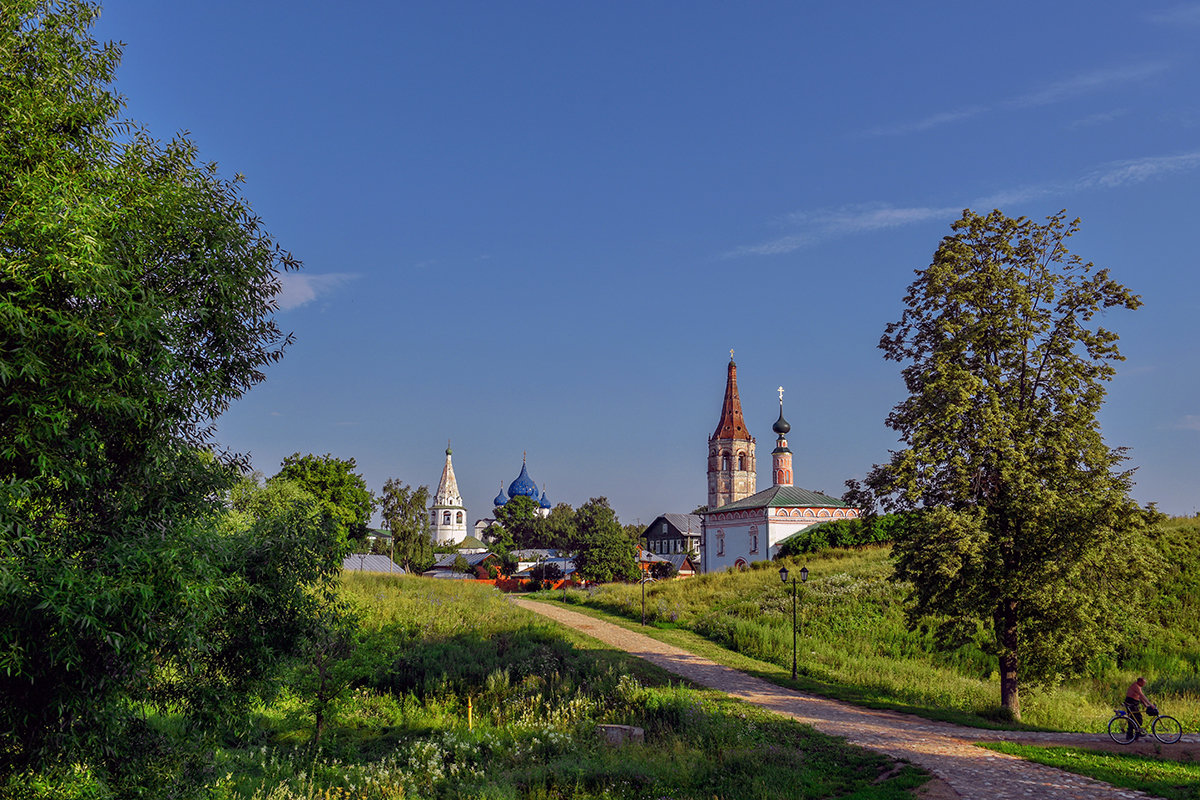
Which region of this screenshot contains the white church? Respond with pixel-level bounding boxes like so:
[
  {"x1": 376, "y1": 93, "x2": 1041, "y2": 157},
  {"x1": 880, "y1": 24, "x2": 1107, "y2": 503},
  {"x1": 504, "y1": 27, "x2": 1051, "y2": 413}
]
[{"x1": 701, "y1": 356, "x2": 860, "y2": 571}]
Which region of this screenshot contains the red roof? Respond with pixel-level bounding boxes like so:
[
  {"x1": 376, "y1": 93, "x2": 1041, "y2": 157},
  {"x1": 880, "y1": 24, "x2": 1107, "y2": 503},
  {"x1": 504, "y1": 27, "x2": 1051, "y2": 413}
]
[{"x1": 711, "y1": 359, "x2": 752, "y2": 441}]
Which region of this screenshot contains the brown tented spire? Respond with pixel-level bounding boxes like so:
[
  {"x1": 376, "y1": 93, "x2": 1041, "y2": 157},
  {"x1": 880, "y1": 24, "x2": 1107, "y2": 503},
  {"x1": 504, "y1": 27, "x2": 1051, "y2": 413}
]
[{"x1": 711, "y1": 358, "x2": 751, "y2": 440}]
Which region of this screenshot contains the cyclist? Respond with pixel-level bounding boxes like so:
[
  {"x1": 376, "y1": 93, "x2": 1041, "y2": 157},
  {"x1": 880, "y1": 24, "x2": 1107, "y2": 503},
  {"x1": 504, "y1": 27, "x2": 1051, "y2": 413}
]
[{"x1": 1124, "y1": 677, "x2": 1151, "y2": 739}]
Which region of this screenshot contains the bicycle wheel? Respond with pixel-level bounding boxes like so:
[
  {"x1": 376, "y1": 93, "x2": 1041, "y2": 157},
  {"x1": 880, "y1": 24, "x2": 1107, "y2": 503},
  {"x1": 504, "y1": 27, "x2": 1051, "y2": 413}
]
[
  {"x1": 1108, "y1": 714, "x2": 1137, "y2": 744},
  {"x1": 1152, "y1": 715, "x2": 1182, "y2": 744}
]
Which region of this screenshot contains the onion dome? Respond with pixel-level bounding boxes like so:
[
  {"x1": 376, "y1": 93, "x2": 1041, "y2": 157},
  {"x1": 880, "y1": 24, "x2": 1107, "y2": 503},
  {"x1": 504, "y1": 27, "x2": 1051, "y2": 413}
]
[
  {"x1": 493, "y1": 483, "x2": 507, "y2": 507},
  {"x1": 507, "y1": 458, "x2": 538, "y2": 499},
  {"x1": 772, "y1": 407, "x2": 791, "y2": 435},
  {"x1": 538, "y1": 489, "x2": 551, "y2": 510}
]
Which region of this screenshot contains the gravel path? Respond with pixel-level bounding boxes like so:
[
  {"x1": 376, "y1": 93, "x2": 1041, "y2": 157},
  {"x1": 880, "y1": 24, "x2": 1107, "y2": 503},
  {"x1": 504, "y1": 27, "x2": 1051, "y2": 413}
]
[{"x1": 512, "y1": 598, "x2": 1195, "y2": 800}]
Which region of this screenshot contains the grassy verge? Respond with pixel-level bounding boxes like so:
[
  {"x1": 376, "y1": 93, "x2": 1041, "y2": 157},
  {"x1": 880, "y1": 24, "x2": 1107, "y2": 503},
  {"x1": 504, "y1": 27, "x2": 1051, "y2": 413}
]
[
  {"x1": 8, "y1": 574, "x2": 934, "y2": 799},
  {"x1": 539, "y1": 538, "x2": 1200, "y2": 733},
  {"x1": 978, "y1": 742, "x2": 1200, "y2": 800},
  {"x1": 521, "y1": 593, "x2": 1036, "y2": 731}
]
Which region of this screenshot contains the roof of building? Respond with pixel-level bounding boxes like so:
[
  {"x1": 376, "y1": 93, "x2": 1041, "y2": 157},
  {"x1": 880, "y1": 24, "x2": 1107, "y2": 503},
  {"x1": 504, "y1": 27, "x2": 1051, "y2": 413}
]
[
  {"x1": 711, "y1": 358, "x2": 753, "y2": 441},
  {"x1": 456, "y1": 535, "x2": 489, "y2": 550},
  {"x1": 643, "y1": 513, "x2": 702, "y2": 538},
  {"x1": 506, "y1": 457, "x2": 538, "y2": 500},
  {"x1": 341, "y1": 554, "x2": 406, "y2": 574},
  {"x1": 706, "y1": 484, "x2": 852, "y2": 512},
  {"x1": 431, "y1": 551, "x2": 497, "y2": 569},
  {"x1": 433, "y1": 443, "x2": 464, "y2": 507}
]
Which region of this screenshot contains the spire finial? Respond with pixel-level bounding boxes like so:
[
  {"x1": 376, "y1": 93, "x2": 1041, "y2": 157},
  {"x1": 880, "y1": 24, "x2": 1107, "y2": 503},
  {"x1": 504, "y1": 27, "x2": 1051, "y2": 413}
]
[
  {"x1": 778, "y1": 386, "x2": 784, "y2": 404},
  {"x1": 730, "y1": 347, "x2": 735, "y2": 360},
  {"x1": 523, "y1": 450, "x2": 527, "y2": 463}
]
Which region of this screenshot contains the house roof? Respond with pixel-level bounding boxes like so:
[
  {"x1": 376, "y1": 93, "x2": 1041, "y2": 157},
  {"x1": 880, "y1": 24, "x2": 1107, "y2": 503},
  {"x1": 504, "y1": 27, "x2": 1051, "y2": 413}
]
[
  {"x1": 644, "y1": 513, "x2": 702, "y2": 537},
  {"x1": 431, "y1": 551, "x2": 496, "y2": 569},
  {"x1": 456, "y1": 535, "x2": 488, "y2": 550},
  {"x1": 707, "y1": 485, "x2": 851, "y2": 513},
  {"x1": 342, "y1": 554, "x2": 405, "y2": 574}
]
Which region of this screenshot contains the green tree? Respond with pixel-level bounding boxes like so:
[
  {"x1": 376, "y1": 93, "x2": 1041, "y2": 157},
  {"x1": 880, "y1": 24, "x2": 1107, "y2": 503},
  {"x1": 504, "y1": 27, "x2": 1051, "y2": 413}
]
[
  {"x1": 274, "y1": 453, "x2": 375, "y2": 542},
  {"x1": 573, "y1": 497, "x2": 639, "y2": 583},
  {"x1": 0, "y1": 1, "x2": 307, "y2": 784},
  {"x1": 543, "y1": 502, "x2": 578, "y2": 551},
  {"x1": 378, "y1": 479, "x2": 434, "y2": 573},
  {"x1": 866, "y1": 209, "x2": 1160, "y2": 720},
  {"x1": 493, "y1": 495, "x2": 545, "y2": 548}
]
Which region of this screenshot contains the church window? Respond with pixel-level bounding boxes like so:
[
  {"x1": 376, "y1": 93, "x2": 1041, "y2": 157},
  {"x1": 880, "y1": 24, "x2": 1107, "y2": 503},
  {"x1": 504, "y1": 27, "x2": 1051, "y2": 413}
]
[
  {"x1": 431, "y1": 511, "x2": 437, "y2": 524},
  {"x1": 716, "y1": 530, "x2": 725, "y2": 556},
  {"x1": 456, "y1": 511, "x2": 463, "y2": 524},
  {"x1": 443, "y1": 511, "x2": 451, "y2": 525},
  {"x1": 738, "y1": 454, "x2": 746, "y2": 470},
  {"x1": 721, "y1": 454, "x2": 730, "y2": 471},
  {"x1": 749, "y1": 526, "x2": 759, "y2": 554}
]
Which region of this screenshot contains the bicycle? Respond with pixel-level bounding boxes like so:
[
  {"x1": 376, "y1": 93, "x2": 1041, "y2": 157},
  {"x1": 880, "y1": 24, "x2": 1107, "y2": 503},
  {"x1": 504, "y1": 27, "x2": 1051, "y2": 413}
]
[{"x1": 1107, "y1": 702, "x2": 1183, "y2": 744}]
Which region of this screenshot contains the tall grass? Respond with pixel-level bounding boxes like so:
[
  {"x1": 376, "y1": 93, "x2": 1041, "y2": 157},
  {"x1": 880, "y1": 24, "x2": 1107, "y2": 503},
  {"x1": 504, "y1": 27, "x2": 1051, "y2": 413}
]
[
  {"x1": 562, "y1": 525, "x2": 1200, "y2": 732},
  {"x1": 11, "y1": 574, "x2": 931, "y2": 799}
]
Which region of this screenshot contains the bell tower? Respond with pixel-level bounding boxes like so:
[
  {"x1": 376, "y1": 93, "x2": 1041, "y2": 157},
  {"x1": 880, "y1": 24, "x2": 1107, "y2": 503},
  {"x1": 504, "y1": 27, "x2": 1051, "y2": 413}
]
[
  {"x1": 707, "y1": 352, "x2": 756, "y2": 509},
  {"x1": 430, "y1": 442, "x2": 468, "y2": 544},
  {"x1": 772, "y1": 387, "x2": 793, "y2": 487}
]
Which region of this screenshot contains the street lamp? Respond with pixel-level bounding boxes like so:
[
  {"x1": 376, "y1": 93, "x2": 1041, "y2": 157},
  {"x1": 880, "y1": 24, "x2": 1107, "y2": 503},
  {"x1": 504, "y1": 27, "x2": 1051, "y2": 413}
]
[{"x1": 779, "y1": 564, "x2": 808, "y2": 680}]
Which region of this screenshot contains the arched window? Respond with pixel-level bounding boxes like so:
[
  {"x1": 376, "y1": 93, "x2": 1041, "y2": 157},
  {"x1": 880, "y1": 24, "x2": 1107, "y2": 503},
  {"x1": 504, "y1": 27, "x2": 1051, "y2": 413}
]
[
  {"x1": 443, "y1": 511, "x2": 451, "y2": 525},
  {"x1": 734, "y1": 558, "x2": 747, "y2": 570},
  {"x1": 721, "y1": 454, "x2": 730, "y2": 471},
  {"x1": 748, "y1": 526, "x2": 759, "y2": 554},
  {"x1": 456, "y1": 511, "x2": 463, "y2": 524},
  {"x1": 738, "y1": 454, "x2": 746, "y2": 470},
  {"x1": 716, "y1": 530, "x2": 725, "y2": 557},
  {"x1": 430, "y1": 511, "x2": 437, "y2": 524}
]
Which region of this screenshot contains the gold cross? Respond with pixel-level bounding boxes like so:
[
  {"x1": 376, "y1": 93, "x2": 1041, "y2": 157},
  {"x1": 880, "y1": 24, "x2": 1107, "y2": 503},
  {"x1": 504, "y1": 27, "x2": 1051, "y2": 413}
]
[
  {"x1": 730, "y1": 348, "x2": 735, "y2": 360},
  {"x1": 778, "y1": 386, "x2": 785, "y2": 403}
]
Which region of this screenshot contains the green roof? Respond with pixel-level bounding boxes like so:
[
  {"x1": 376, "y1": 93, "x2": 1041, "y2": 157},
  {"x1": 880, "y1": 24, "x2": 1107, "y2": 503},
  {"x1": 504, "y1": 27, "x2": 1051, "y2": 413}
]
[
  {"x1": 708, "y1": 485, "x2": 850, "y2": 513},
  {"x1": 456, "y1": 535, "x2": 488, "y2": 550}
]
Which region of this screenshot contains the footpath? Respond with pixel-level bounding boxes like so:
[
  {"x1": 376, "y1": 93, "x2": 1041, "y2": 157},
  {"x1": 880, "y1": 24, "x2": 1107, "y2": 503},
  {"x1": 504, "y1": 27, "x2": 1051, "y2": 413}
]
[{"x1": 512, "y1": 598, "x2": 1194, "y2": 800}]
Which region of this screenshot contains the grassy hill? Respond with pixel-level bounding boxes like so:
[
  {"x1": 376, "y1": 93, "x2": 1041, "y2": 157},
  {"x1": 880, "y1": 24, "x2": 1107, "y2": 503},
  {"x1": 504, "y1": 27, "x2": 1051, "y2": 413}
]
[{"x1": 558, "y1": 516, "x2": 1200, "y2": 732}]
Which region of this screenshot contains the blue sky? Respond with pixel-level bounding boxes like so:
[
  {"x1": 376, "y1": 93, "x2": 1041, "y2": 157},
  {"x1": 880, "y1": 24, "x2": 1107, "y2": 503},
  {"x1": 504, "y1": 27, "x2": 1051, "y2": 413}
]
[{"x1": 95, "y1": 2, "x2": 1200, "y2": 523}]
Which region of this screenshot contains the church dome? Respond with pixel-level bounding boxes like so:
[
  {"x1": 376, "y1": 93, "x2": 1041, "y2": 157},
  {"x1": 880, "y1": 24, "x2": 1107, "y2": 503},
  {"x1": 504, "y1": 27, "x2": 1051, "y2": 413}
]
[
  {"x1": 507, "y1": 460, "x2": 538, "y2": 499},
  {"x1": 773, "y1": 407, "x2": 791, "y2": 435},
  {"x1": 493, "y1": 483, "x2": 507, "y2": 507},
  {"x1": 538, "y1": 489, "x2": 551, "y2": 509}
]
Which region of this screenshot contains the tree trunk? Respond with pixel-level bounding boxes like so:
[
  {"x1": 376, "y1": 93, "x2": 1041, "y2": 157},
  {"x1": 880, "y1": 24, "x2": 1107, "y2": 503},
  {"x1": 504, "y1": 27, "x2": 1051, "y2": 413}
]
[{"x1": 998, "y1": 599, "x2": 1020, "y2": 721}]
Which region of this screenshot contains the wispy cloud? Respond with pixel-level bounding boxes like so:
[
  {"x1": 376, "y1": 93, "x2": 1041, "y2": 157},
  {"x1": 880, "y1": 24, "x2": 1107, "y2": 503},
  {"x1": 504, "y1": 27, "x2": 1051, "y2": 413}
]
[
  {"x1": 1006, "y1": 62, "x2": 1167, "y2": 109},
  {"x1": 275, "y1": 272, "x2": 358, "y2": 310},
  {"x1": 1079, "y1": 151, "x2": 1200, "y2": 188},
  {"x1": 866, "y1": 62, "x2": 1167, "y2": 137},
  {"x1": 727, "y1": 148, "x2": 1200, "y2": 257},
  {"x1": 1067, "y1": 108, "x2": 1130, "y2": 129},
  {"x1": 1176, "y1": 415, "x2": 1200, "y2": 432},
  {"x1": 1148, "y1": 3, "x2": 1200, "y2": 25}
]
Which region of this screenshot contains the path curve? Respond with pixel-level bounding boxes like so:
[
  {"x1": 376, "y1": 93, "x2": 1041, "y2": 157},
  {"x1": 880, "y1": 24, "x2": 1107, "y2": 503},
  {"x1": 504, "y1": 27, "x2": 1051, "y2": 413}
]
[{"x1": 513, "y1": 598, "x2": 1189, "y2": 800}]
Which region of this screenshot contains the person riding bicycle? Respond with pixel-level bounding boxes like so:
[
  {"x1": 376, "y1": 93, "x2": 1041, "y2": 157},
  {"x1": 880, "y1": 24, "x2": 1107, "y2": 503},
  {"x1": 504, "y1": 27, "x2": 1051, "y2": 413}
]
[{"x1": 1124, "y1": 677, "x2": 1152, "y2": 739}]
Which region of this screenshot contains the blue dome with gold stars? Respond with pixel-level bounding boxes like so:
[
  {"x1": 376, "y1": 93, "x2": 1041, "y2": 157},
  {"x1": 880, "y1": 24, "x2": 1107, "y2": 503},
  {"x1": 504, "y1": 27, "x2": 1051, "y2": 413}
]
[{"x1": 507, "y1": 460, "x2": 538, "y2": 500}]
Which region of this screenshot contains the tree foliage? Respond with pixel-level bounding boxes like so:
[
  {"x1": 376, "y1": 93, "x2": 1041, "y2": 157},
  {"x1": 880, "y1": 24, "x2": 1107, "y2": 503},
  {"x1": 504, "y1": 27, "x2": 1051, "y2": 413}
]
[
  {"x1": 0, "y1": 1, "x2": 327, "y2": 784},
  {"x1": 572, "y1": 497, "x2": 639, "y2": 583},
  {"x1": 378, "y1": 479, "x2": 434, "y2": 573},
  {"x1": 493, "y1": 495, "x2": 545, "y2": 549},
  {"x1": 866, "y1": 209, "x2": 1160, "y2": 719},
  {"x1": 274, "y1": 453, "x2": 375, "y2": 542}
]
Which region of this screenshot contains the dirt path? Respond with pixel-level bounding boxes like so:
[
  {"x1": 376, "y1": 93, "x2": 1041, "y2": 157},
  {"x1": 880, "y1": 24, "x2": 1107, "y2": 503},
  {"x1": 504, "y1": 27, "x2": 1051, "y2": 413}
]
[{"x1": 513, "y1": 598, "x2": 1196, "y2": 800}]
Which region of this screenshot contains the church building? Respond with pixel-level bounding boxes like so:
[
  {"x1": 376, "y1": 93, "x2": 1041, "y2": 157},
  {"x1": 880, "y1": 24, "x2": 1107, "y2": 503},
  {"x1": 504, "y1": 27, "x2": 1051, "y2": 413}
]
[
  {"x1": 429, "y1": 443, "x2": 468, "y2": 544},
  {"x1": 701, "y1": 358, "x2": 859, "y2": 572}
]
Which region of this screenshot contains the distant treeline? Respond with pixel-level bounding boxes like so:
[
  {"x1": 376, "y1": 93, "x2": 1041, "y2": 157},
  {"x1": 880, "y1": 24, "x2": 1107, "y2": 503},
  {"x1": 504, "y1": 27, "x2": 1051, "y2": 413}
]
[{"x1": 775, "y1": 514, "x2": 910, "y2": 557}]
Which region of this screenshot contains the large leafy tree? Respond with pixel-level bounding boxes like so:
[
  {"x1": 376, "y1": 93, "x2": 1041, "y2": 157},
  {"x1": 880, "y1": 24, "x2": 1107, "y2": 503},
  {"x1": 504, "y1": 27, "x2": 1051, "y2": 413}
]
[
  {"x1": 0, "y1": 0, "x2": 311, "y2": 783},
  {"x1": 573, "y1": 497, "x2": 639, "y2": 583},
  {"x1": 867, "y1": 209, "x2": 1160, "y2": 719},
  {"x1": 378, "y1": 479, "x2": 434, "y2": 573},
  {"x1": 493, "y1": 495, "x2": 546, "y2": 548},
  {"x1": 274, "y1": 453, "x2": 375, "y2": 542}
]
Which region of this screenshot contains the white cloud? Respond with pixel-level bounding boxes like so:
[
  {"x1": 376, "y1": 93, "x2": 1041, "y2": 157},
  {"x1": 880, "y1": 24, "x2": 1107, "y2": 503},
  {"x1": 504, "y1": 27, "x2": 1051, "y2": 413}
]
[
  {"x1": 866, "y1": 62, "x2": 1166, "y2": 137},
  {"x1": 1006, "y1": 63, "x2": 1167, "y2": 109},
  {"x1": 275, "y1": 272, "x2": 358, "y2": 310},
  {"x1": 1177, "y1": 415, "x2": 1200, "y2": 432},
  {"x1": 1079, "y1": 150, "x2": 1200, "y2": 188},
  {"x1": 1067, "y1": 108, "x2": 1130, "y2": 129},
  {"x1": 727, "y1": 148, "x2": 1200, "y2": 257},
  {"x1": 1148, "y1": 3, "x2": 1200, "y2": 25}
]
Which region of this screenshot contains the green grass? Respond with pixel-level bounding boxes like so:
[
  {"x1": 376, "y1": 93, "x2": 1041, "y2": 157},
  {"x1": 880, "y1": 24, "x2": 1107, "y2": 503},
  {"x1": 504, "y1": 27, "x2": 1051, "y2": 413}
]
[
  {"x1": 9, "y1": 573, "x2": 935, "y2": 799},
  {"x1": 978, "y1": 742, "x2": 1200, "y2": 800},
  {"x1": 543, "y1": 522, "x2": 1200, "y2": 733}
]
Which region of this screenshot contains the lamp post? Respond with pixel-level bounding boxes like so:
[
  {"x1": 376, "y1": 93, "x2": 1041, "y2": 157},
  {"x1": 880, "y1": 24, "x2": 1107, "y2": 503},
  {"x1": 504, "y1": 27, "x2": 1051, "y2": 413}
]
[{"x1": 779, "y1": 564, "x2": 808, "y2": 680}]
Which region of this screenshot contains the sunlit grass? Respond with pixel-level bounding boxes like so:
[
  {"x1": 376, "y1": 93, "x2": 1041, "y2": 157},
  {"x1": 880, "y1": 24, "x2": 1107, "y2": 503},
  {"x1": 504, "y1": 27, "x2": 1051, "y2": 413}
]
[
  {"x1": 549, "y1": 537, "x2": 1200, "y2": 732},
  {"x1": 979, "y1": 742, "x2": 1200, "y2": 800}
]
